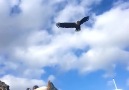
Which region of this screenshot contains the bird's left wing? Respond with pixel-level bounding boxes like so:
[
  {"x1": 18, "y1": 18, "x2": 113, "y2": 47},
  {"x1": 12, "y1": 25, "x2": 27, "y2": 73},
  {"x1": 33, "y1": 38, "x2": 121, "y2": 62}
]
[
  {"x1": 80, "y1": 16, "x2": 89, "y2": 25},
  {"x1": 56, "y1": 22, "x2": 76, "y2": 28}
]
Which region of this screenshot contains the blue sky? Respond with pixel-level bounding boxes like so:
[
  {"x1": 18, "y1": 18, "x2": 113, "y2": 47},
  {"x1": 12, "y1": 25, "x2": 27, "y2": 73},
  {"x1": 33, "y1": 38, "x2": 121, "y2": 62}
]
[{"x1": 0, "y1": 0, "x2": 129, "y2": 90}]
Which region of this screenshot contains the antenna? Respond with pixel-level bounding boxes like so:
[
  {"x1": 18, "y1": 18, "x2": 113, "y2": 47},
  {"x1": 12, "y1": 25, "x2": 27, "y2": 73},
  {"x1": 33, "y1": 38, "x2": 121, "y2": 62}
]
[{"x1": 112, "y1": 79, "x2": 122, "y2": 90}]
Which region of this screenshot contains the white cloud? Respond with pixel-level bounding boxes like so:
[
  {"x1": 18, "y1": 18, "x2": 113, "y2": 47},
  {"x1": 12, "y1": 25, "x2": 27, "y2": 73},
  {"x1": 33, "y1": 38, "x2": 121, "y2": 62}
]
[
  {"x1": 48, "y1": 75, "x2": 56, "y2": 82},
  {"x1": 55, "y1": 5, "x2": 85, "y2": 22},
  {"x1": 0, "y1": 75, "x2": 45, "y2": 90},
  {"x1": 22, "y1": 68, "x2": 45, "y2": 79},
  {"x1": 0, "y1": 1, "x2": 129, "y2": 89},
  {"x1": 10, "y1": 0, "x2": 20, "y2": 6},
  {"x1": 80, "y1": 0, "x2": 102, "y2": 7}
]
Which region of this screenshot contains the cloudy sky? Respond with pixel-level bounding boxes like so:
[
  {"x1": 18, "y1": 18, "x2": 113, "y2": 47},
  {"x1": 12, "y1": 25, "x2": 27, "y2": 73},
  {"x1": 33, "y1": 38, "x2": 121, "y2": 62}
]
[{"x1": 0, "y1": 0, "x2": 129, "y2": 90}]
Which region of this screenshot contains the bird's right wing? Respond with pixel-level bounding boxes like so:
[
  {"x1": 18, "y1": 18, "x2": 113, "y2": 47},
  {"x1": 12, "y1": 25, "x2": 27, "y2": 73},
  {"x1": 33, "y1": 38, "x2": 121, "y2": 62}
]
[{"x1": 56, "y1": 22, "x2": 76, "y2": 28}]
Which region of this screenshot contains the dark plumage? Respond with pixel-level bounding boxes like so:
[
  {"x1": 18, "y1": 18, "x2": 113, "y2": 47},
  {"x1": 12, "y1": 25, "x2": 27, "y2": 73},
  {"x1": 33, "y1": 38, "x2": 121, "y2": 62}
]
[{"x1": 56, "y1": 16, "x2": 89, "y2": 31}]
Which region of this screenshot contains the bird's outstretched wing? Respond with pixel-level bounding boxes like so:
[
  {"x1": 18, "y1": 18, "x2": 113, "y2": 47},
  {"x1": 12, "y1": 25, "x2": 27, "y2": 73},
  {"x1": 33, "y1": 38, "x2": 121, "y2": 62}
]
[
  {"x1": 80, "y1": 16, "x2": 89, "y2": 25},
  {"x1": 56, "y1": 22, "x2": 76, "y2": 28}
]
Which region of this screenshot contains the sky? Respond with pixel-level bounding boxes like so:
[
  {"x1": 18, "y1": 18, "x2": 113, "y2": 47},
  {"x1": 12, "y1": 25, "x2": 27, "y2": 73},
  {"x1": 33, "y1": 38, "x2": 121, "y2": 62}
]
[{"x1": 0, "y1": 0, "x2": 129, "y2": 90}]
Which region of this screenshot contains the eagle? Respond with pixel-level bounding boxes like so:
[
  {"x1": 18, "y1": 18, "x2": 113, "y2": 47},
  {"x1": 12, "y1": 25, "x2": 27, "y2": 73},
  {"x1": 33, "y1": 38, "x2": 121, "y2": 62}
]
[{"x1": 56, "y1": 16, "x2": 89, "y2": 31}]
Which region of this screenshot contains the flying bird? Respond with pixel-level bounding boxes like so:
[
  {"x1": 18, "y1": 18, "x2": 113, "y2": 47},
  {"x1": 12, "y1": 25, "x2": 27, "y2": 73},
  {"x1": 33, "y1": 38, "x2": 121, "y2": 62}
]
[{"x1": 56, "y1": 16, "x2": 89, "y2": 31}]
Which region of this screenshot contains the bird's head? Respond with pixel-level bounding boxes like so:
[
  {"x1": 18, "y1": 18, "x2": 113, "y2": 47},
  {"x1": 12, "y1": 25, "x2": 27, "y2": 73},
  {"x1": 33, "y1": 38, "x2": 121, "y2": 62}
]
[
  {"x1": 76, "y1": 21, "x2": 80, "y2": 25},
  {"x1": 56, "y1": 22, "x2": 60, "y2": 28},
  {"x1": 87, "y1": 16, "x2": 89, "y2": 21}
]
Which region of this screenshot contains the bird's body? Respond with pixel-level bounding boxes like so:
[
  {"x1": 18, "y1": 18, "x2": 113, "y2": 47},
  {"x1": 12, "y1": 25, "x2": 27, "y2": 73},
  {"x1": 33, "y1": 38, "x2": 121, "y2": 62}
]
[{"x1": 56, "y1": 16, "x2": 89, "y2": 31}]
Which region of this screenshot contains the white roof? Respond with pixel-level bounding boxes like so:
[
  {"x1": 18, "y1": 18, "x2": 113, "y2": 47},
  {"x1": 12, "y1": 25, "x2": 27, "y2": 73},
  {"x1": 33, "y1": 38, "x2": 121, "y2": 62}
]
[{"x1": 35, "y1": 86, "x2": 47, "y2": 90}]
